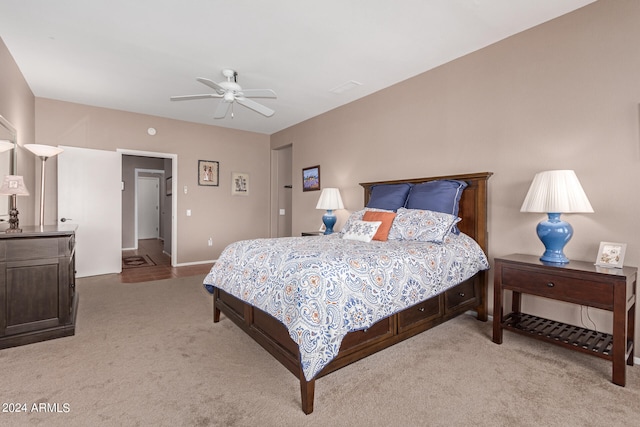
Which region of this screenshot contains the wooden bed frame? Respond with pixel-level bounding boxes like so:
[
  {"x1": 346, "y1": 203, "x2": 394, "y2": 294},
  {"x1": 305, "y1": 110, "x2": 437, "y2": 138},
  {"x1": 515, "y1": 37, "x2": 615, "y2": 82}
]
[{"x1": 212, "y1": 171, "x2": 492, "y2": 414}]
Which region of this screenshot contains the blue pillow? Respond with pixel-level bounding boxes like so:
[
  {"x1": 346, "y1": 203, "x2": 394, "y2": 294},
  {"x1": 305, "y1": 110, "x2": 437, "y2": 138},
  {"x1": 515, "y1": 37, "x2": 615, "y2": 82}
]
[
  {"x1": 405, "y1": 180, "x2": 467, "y2": 233},
  {"x1": 366, "y1": 183, "x2": 412, "y2": 211}
]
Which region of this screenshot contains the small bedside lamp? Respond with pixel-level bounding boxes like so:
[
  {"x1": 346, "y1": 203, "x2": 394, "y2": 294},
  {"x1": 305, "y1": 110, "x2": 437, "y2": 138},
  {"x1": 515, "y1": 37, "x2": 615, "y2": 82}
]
[
  {"x1": 520, "y1": 170, "x2": 593, "y2": 264},
  {"x1": 316, "y1": 188, "x2": 344, "y2": 235},
  {"x1": 0, "y1": 175, "x2": 30, "y2": 233}
]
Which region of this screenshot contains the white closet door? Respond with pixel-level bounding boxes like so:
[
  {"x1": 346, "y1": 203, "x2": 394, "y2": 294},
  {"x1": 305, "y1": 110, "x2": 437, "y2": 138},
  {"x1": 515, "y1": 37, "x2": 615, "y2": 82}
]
[
  {"x1": 137, "y1": 176, "x2": 159, "y2": 239},
  {"x1": 58, "y1": 146, "x2": 122, "y2": 277}
]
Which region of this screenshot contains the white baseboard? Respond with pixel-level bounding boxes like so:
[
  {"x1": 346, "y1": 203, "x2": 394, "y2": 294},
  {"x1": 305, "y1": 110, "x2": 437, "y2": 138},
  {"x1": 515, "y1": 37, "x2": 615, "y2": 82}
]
[{"x1": 175, "y1": 259, "x2": 216, "y2": 267}]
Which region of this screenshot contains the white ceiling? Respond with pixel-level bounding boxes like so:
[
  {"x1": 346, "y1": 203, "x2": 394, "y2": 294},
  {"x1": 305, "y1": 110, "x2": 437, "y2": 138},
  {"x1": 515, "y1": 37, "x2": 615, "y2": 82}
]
[{"x1": 0, "y1": 0, "x2": 595, "y2": 135}]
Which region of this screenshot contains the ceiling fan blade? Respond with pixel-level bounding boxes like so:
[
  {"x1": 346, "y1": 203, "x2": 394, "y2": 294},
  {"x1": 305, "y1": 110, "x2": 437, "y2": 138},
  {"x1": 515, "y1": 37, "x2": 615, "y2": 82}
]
[
  {"x1": 213, "y1": 100, "x2": 231, "y2": 119},
  {"x1": 170, "y1": 94, "x2": 222, "y2": 101},
  {"x1": 196, "y1": 77, "x2": 225, "y2": 94},
  {"x1": 235, "y1": 97, "x2": 275, "y2": 117},
  {"x1": 239, "y1": 89, "x2": 277, "y2": 99}
]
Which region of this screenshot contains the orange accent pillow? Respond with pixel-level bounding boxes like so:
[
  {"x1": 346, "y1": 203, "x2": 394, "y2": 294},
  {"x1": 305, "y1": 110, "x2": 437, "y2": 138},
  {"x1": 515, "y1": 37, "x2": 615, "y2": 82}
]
[{"x1": 362, "y1": 210, "x2": 397, "y2": 241}]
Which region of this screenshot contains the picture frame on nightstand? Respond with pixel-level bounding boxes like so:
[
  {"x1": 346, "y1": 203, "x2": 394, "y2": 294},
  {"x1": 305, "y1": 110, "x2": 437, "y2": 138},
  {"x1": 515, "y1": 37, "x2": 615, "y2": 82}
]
[{"x1": 595, "y1": 241, "x2": 626, "y2": 268}]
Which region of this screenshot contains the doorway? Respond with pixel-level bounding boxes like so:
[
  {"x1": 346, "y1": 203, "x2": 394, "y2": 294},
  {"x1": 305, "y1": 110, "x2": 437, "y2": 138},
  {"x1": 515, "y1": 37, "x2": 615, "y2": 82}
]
[
  {"x1": 119, "y1": 149, "x2": 178, "y2": 267},
  {"x1": 270, "y1": 144, "x2": 292, "y2": 237}
]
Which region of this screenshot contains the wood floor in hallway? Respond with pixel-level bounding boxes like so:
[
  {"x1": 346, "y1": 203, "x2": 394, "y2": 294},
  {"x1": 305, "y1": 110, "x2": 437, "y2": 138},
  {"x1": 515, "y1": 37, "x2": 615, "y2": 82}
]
[{"x1": 119, "y1": 239, "x2": 212, "y2": 283}]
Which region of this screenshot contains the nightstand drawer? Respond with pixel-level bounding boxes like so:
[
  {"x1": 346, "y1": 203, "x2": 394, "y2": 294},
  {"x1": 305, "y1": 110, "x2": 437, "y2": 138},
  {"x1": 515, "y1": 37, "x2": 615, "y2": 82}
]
[{"x1": 501, "y1": 266, "x2": 613, "y2": 308}]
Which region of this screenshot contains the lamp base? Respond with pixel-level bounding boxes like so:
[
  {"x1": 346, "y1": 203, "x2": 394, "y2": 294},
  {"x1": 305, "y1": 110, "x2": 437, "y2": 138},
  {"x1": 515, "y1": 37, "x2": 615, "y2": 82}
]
[
  {"x1": 322, "y1": 210, "x2": 337, "y2": 235},
  {"x1": 537, "y1": 213, "x2": 572, "y2": 264},
  {"x1": 6, "y1": 206, "x2": 22, "y2": 234}
]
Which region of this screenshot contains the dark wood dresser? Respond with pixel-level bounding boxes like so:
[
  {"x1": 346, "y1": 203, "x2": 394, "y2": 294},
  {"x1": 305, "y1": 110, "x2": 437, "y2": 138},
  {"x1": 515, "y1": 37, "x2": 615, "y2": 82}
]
[{"x1": 0, "y1": 225, "x2": 78, "y2": 349}]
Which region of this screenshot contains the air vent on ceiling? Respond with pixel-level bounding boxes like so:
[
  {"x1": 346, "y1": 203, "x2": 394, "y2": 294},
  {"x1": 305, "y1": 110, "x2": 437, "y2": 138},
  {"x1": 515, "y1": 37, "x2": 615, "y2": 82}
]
[{"x1": 329, "y1": 80, "x2": 362, "y2": 94}]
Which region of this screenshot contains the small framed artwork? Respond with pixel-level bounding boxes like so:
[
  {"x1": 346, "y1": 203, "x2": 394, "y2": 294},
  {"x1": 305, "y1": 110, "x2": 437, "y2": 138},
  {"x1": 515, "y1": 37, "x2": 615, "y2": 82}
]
[
  {"x1": 166, "y1": 176, "x2": 172, "y2": 196},
  {"x1": 595, "y1": 242, "x2": 627, "y2": 268},
  {"x1": 231, "y1": 172, "x2": 249, "y2": 196},
  {"x1": 302, "y1": 165, "x2": 321, "y2": 192},
  {"x1": 198, "y1": 160, "x2": 219, "y2": 186}
]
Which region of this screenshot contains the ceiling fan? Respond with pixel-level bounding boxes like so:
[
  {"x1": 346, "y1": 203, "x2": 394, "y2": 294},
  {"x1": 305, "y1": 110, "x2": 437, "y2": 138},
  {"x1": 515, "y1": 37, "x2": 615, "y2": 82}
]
[{"x1": 170, "y1": 69, "x2": 276, "y2": 119}]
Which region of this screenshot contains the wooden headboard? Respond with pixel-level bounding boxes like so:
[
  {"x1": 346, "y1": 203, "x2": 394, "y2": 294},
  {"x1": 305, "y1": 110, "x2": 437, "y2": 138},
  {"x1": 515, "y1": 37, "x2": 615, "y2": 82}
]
[{"x1": 359, "y1": 172, "x2": 492, "y2": 254}]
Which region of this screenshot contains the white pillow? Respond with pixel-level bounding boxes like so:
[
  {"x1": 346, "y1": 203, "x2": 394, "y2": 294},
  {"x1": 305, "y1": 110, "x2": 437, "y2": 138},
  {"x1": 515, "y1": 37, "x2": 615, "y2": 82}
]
[
  {"x1": 387, "y1": 208, "x2": 460, "y2": 243},
  {"x1": 340, "y1": 208, "x2": 393, "y2": 235},
  {"x1": 342, "y1": 220, "x2": 382, "y2": 243}
]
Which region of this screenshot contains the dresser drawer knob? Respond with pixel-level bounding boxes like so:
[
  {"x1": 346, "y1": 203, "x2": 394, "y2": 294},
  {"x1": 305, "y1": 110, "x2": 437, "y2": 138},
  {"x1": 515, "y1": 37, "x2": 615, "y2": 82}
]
[
  {"x1": 547, "y1": 282, "x2": 555, "y2": 288},
  {"x1": 458, "y1": 292, "x2": 465, "y2": 297},
  {"x1": 418, "y1": 307, "x2": 425, "y2": 312}
]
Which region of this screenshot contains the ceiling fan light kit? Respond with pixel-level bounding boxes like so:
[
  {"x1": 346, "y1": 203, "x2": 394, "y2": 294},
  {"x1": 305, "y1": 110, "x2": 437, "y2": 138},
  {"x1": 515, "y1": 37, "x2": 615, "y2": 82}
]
[{"x1": 170, "y1": 69, "x2": 276, "y2": 119}]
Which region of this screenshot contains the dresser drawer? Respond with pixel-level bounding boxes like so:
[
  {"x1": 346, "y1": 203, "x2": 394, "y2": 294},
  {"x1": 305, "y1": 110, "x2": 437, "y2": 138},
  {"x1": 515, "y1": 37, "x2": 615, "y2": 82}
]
[
  {"x1": 445, "y1": 279, "x2": 476, "y2": 312},
  {"x1": 4, "y1": 238, "x2": 60, "y2": 261},
  {"x1": 501, "y1": 266, "x2": 614, "y2": 308},
  {"x1": 397, "y1": 296, "x2": 442, "y2": 333}
]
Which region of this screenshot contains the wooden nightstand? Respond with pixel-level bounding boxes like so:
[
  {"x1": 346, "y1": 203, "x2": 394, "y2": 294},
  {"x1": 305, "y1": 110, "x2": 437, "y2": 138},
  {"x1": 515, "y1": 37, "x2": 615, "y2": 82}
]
[
  {"x1": 493, "y1": 254, "x2": 637, "y2": 386},
  {"x1": 301, "y1": 231, "x2": 324, "y2": 236}
]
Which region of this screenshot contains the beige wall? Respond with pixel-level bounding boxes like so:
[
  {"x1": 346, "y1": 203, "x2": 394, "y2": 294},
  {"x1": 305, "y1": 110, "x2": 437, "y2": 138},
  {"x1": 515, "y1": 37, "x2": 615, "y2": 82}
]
[
  {"x1": 34, "y1": 98, "x2": 271, "y2": 264},
  {"x1": 0, "y1": 38, "x2": 36, "y2": 226},
  {"x1": 3, "y1": 1, "x2": 639, "y2": 342},
  {"x1": 272, "y1": 0, "x2": 640, "y2": 340}
]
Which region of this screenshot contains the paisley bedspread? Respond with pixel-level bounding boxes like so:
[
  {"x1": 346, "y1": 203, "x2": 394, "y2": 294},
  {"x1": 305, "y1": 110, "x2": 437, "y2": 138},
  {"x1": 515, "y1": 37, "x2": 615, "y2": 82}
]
[{"x1": 203, "y1": 232, "x2": 489, "y2": 380}]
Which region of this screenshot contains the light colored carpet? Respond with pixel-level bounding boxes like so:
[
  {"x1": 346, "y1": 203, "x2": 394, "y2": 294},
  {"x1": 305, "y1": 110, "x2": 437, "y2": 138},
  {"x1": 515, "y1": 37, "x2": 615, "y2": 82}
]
[{"x1": 1, "y1": 273, "x2": 639, "y2": 426}]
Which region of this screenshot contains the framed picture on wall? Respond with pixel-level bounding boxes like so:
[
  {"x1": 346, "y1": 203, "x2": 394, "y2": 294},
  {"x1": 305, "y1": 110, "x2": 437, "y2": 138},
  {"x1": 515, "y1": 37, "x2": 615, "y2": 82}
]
[
  {"x1": 198, "y1": 160, "x2": 219, "y2": 186},
  {"x1": 595, "y1": 241, "x2": 626, "y2": 268},
  {"x1": 231, "y1": 172, "x2": 249, "y2": 196},
  {"x1": 302, "y1": 165, "x2": 320, "y2": 192}
]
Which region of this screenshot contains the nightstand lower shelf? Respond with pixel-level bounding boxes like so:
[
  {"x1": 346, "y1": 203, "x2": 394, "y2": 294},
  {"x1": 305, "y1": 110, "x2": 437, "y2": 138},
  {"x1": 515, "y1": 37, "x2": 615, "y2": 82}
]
[{"x1": 502, "y1": 312, "x2": 635, "y2": 361}]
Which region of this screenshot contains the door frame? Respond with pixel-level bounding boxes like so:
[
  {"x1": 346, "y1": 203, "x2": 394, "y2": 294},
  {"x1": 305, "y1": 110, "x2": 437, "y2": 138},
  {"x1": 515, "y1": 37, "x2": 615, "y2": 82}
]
[{"x1": 118, "y1": 148, "x2": 177, "y2": 267}]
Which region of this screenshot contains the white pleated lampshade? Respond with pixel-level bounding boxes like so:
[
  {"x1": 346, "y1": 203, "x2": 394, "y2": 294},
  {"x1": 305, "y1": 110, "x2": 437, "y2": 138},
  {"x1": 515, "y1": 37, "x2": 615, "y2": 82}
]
[
  {"x1": 0, "y1": 175, "x2": 29, "y2": 196},
  {"x1": 520, "y1": 170, "x2": 593, "y2": 213},
  {"x1": 316, "y1": 188, "x2": 344, "y2": 210}
]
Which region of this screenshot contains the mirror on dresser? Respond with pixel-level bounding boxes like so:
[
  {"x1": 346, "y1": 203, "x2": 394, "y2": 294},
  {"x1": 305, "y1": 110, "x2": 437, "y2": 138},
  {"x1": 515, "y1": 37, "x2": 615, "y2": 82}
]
[{"x1": 0, "y1": 115, "x2": 17, "y2": 219}]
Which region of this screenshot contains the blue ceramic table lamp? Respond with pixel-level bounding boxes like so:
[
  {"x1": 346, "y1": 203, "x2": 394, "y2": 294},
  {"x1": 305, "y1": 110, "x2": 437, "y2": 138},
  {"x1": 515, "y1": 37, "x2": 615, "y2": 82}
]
[
  {"x1": 520, "y1": 170, "x2": 593, "y2": 264},
  {"x1": 316, "y1": 188, "x2": 344, "y2": 234}
]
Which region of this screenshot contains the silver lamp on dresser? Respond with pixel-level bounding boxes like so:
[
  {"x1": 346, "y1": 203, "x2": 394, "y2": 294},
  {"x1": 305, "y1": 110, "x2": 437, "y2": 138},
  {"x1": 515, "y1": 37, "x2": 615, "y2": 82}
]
[{"x1": 24, "y1": 144, "x2": 64, "y2": 228}]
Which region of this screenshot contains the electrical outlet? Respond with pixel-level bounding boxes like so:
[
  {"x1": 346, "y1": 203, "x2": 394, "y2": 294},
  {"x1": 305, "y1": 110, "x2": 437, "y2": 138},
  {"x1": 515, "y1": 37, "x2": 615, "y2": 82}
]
[{"x1": 208, "y1": 237, "x2": 213, "y2": 247}]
